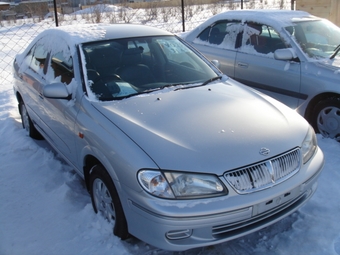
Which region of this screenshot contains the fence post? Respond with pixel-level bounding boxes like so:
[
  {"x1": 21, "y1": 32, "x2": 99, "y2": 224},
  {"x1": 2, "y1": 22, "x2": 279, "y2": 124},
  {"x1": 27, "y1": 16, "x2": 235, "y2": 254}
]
[
  {"x1": 181, "y1": 0, "x2": 185, "y2": 32},
  {"x1": 53, "y1": 0, "x2": 58, "y2": 26}
]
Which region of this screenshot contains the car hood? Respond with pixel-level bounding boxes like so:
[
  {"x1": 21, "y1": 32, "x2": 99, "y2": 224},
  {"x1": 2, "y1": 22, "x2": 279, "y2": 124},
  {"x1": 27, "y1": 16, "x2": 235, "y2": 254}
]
[
  {"x1": 314, "y1": 57, "x2": 340, "y2": 71},
  {"x1": 92, "y1": 80, "x2": 308, "y2": 174}
]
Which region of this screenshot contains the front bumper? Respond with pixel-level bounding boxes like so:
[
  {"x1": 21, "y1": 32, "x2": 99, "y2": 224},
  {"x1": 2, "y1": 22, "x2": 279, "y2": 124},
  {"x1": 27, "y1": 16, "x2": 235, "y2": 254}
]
[{"x1": 123, "y1": 148, "x2": 324, "y2": 251}]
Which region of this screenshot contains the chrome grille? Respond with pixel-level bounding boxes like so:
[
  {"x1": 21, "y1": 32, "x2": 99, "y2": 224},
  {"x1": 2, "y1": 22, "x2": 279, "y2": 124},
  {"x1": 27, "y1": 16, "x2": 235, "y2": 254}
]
[{"x1": 224, "y1": 148, "x2": 301, "y2": 194}]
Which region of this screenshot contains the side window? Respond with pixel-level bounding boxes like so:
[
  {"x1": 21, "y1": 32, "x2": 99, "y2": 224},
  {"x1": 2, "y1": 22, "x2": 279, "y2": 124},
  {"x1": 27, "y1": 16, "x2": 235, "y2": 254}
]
[
  {"x1": 198, "y1": 20, "x2": 241, "y2": 48},
  {"x1": 261, "y1": 25, "x2": 287, "y2": 52},
  {"x1": 208, "y1": 22, "x2": 228, "y2": 45},
  {"x1": 49, "y1": 50, "x2": 74, "y2": 85},
  {"x1": 24, "y1": 43, "x2": 49, "y2": 76},
  {"x1": 244, "y1": 23, "x2": 286, "y2": 54}
]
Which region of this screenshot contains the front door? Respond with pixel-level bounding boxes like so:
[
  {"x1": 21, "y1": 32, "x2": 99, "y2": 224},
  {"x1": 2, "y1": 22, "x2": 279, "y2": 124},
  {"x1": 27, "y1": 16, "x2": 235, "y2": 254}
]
[{"x1": 234, "y1": 23, "x2": 301, "y2": 109}]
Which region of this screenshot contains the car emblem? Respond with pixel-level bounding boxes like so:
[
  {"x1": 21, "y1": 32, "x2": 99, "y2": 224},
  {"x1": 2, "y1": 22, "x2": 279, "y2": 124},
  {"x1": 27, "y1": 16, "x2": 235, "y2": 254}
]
[{"x1": 259, "y1": 147, "x2": 270, "y2": 156}]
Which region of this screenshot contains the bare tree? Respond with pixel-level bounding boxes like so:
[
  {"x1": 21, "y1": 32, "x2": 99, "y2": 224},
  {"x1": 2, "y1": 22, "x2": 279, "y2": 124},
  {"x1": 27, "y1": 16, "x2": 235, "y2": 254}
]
[
  {"x1": 92, "y1": 6, "x2": 102, "y2": 23},
  {"x1": 161, "y1": 7, "x2": 172, "y2": 23},
  {"x1": 248, "y1": 0, "x2": 256, "y2": 9},
  {"x1": 105, "y1": 9, "x2": 118, "y2": 24},
  {"x1": 280, "y1": 0, "x2": 284, "y2": 9}
]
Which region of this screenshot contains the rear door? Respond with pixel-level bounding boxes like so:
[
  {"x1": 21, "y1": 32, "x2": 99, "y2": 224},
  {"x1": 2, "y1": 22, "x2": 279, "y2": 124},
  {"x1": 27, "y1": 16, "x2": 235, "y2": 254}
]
[
  {"x1": 17, "y1": 41, "x2": 49, "y2": 130},
  {"x1": 189, "y1": 20, "x2": 241, "y2": 78}
]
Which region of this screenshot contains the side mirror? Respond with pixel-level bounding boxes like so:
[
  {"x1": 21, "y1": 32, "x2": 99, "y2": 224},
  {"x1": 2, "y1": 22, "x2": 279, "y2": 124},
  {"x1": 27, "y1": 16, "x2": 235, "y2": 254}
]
[
  {"x1": 211, "y1": 59, "x2": 220, "y2": 69},
  {"x1": 43, "y1": 83, "x2": 71, "y2": 100},
  {"x1": 274, "y1": 48, "x2": 296, "y2": 61}
]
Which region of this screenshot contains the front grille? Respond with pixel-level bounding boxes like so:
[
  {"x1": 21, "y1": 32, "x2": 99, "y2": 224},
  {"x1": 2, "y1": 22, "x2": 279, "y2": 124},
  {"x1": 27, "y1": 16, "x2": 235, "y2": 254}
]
[{"x1": 224, "y1": 148, "x2": 301, "y2": 194}]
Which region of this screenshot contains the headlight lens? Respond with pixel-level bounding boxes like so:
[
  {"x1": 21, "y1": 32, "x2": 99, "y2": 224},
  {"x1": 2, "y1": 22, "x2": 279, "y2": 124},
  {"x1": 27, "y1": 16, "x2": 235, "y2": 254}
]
[
  {"x1": 138, "y1": 170, "x2": 227, "y2": 199},
  {"x1": 301, "y1": 126, "x2": 317, "y2": 164}
]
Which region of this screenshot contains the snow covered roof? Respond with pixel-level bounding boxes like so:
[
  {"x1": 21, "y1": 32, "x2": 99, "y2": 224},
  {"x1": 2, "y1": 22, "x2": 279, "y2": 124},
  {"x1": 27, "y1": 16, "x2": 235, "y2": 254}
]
[
  {"x1": 197, "y1": 10, "x2": 319, "y2": 31},
  {"x1": 16, "y1": 23, "x2": 172, "y2": 63},
  {"x1": 36, "y1": 23, "x2": 172, "y2": 45}
]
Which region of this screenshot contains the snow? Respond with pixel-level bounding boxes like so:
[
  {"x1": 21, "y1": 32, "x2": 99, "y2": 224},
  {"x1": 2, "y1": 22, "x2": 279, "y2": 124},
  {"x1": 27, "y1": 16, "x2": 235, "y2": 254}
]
[
  {"x1": 190, "y1": 9, "x2": 314, "y2": 34},
  {"x1": 1, "y1": 3, "x2": 340, "y2": 255}
]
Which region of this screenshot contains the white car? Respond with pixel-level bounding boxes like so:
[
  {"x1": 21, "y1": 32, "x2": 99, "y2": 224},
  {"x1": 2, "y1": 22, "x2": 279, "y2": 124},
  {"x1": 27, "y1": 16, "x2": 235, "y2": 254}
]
[
  {"x1": 13, "y1": 24, "x2": 324, "y2": 251},
  {"x1": 181, "y1": 10, "x2": 340, "y2": 141}
]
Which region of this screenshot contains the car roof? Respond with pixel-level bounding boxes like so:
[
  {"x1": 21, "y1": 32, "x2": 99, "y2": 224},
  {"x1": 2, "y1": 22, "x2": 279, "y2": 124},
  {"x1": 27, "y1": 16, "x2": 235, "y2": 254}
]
[
  {"x1": 42, "y1": 23, "x2": 173, "y2": 44},
  {"x1": 16, "y1": 24, "x2": 173, "y2": 62}
]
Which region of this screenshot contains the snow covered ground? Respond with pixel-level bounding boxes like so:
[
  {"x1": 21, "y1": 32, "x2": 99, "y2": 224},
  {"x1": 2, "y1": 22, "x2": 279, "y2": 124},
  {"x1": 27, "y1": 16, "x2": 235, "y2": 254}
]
[{"x1": 1, "y1": 3, "x2": 340, "y2": 255}]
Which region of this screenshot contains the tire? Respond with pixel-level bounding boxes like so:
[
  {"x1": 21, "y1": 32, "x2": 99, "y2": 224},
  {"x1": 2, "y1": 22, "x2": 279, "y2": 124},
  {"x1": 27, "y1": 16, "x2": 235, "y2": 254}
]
[
  {"x1": 19, "y1": 101, "x2": 43, "y2": 140},
  {"x1": 311, "y1": 98, "x2": 340, "y2": 142},
  {"x1": 89, "y1": 164, "x2": 129, "y2": 239}
]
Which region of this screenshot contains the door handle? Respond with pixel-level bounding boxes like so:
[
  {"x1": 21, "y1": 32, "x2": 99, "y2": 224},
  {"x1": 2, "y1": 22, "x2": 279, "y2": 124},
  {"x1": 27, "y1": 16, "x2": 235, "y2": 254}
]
[
  {"x1": 237, "y1": 62, "x2": 249, "y2": 68},
  {"x1": 39, "y1": 93, "x2": 44, "y2": 100}
]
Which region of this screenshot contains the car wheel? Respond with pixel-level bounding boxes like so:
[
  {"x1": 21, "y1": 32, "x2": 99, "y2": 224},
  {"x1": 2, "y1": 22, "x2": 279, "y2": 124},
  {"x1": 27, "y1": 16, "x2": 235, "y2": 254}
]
[
  {"x1": 19, "y1": 101, "x2": 43, "y2": 140},
  {"x1": 312, "y1": 98, "x2": 340, "y2": 142},
  {"x1": 89, "y1": 164, "x2": 129, "y2": 239}
]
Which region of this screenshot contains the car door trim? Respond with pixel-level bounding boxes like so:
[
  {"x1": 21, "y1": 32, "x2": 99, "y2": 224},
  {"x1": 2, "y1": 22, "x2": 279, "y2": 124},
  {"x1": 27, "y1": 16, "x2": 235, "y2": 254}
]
[{"x1": 235, "y1": 78, "x2": 308, "y2": 100}]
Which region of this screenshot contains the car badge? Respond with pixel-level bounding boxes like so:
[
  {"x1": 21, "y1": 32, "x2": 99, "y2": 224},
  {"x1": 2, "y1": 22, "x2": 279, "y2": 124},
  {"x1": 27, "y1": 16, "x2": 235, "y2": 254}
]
[{"x1": 259, "y1": 147, "x2": 270, "y2": 156}]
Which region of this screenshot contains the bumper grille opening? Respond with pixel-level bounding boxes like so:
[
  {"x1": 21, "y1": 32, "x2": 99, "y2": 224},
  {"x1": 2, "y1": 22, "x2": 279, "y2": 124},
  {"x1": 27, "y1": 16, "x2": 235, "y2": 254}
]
[
  {"x1": 166, "y1": 229, "x2": 192, "y2": 240},
  {"x1": 212, "y1": 190, "x2": 310, "y2": 237}
]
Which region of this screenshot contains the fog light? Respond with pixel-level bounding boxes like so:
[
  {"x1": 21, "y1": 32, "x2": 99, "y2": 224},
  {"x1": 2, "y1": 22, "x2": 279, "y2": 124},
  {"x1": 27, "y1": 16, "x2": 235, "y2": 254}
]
[{"x1": 166, "y1": 229, "x2": 192, "y2": 240}]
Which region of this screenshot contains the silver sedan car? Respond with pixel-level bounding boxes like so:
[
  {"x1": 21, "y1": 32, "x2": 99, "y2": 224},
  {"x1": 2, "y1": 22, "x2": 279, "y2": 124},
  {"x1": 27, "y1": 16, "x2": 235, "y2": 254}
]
[
  {"x1": 181, "y1": 10, "x2": 340, "y2": 141},
  {"x1": 13, "y1": 24, "x2": 324, "y2": 251}
]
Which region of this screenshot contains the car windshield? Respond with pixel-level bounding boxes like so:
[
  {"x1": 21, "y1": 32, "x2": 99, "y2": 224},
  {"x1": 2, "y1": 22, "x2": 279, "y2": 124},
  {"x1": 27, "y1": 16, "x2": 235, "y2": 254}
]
[
  {"x1": 287, "y1": 19, "x2": 340, "y2": 59},
  {"x1": 81, "y1": 35, "x2": 218, "y2": 101}
]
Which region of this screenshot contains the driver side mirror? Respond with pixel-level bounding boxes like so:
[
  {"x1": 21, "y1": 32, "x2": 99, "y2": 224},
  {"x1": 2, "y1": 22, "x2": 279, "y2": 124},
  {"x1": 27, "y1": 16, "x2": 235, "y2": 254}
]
[
  {"x1": 43, "y1": 83, "x2": 72, "y2": 100},
  {"x1": 211, "y1": 59, "x2": 220, "y2": 69},
  {"x1": 274, "y1": 48, "x2": 296, "y2": 61}
]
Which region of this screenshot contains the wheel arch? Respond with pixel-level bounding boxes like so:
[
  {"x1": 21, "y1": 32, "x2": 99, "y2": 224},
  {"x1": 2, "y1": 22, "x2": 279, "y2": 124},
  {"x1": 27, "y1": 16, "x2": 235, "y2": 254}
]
[
  {"x1": 15, "y1": 91, "x2": 23, "y2": 114},
  {"x1": 83, "y1": 154, "x2": 101, "y2": 192},
  {"x1": 82, "y1": 152, "x2": 120, "y2": 193},
  {"x1": 304, "y1": 92, "x2": 340, "y2": 123},
  {"x1": 15, "y1": 91, "x2": 23, "y2": 102}
]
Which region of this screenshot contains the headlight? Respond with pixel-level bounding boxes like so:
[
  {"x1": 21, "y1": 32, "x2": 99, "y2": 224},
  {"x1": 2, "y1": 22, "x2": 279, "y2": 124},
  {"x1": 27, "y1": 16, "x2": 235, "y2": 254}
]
[
  {"x1": 301, "y1": 126, "x2": 317, "y2": 164},
  {"x1": 138, "y1": 170, "x2": 174, "y2": 198},
  {"x1": 138, "y1": 170, "x2": 227, "y2": 199}
]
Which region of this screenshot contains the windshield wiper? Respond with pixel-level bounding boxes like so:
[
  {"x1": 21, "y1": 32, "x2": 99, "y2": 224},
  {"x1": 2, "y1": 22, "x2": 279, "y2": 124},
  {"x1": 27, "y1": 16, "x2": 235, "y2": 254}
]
[
  {"x1": 174, "y1": 76, "x2": 222, "y2": 91},
  {"x1": 330, "y1": 44, "x2": 340, "y2": 59},
  {"x1": 201, "y1": 76, "x2": 223, "y2": 86},
  {"x1": 113, "y1": 87, "x2": 162, "y2": 100}
]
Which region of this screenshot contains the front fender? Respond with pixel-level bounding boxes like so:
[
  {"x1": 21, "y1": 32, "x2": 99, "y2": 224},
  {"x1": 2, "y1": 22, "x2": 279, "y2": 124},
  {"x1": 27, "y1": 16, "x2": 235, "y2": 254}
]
[{"x1": 76, "y1": 96, "x2": 158, "y2": 194}]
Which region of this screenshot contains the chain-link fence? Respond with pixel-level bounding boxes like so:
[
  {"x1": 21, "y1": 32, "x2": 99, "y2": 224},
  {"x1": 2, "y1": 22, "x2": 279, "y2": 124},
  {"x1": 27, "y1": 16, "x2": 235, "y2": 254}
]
[{"x1": 0, "y1": 0, "x2": 292, "y2": 85}]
